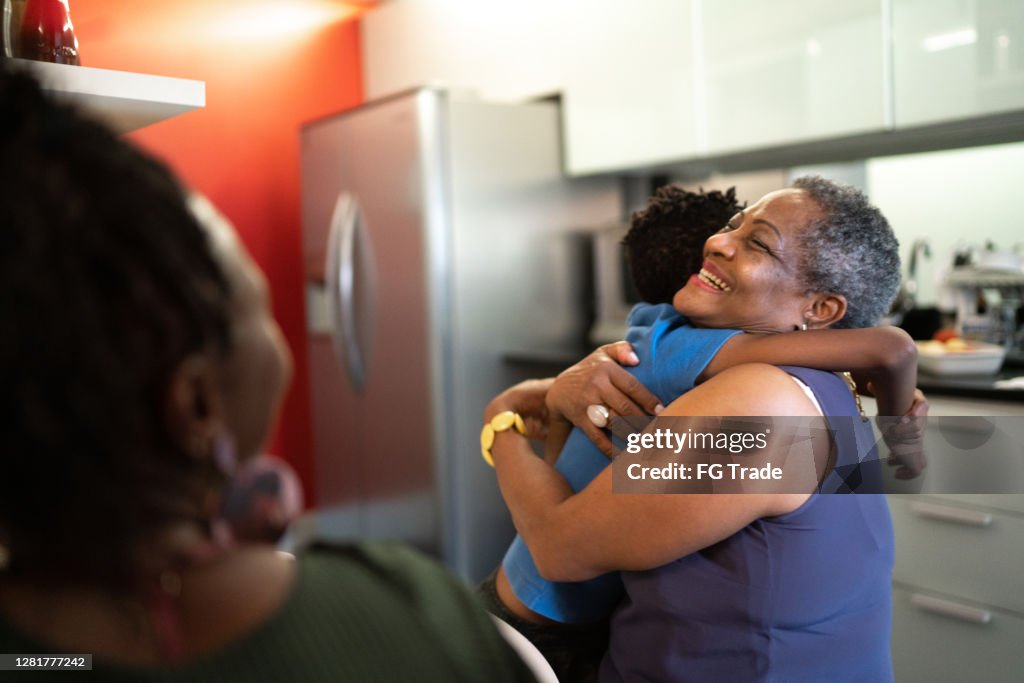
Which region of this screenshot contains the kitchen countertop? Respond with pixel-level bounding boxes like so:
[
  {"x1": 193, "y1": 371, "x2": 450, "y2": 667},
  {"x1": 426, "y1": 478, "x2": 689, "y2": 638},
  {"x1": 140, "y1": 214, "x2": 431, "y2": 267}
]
[
  {"x1": 504, "y1": 349, "x2": 1024, "y2": 403},
  {"x1": 915, "y1": 367, "x2": 1024, "y2": 402}
]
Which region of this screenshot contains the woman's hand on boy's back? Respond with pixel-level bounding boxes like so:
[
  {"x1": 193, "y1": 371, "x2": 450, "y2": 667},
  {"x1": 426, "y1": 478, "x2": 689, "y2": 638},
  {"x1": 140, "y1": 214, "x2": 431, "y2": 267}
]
[{"x1": 546, "y1": 342, "x2": 663, "y2": 458}]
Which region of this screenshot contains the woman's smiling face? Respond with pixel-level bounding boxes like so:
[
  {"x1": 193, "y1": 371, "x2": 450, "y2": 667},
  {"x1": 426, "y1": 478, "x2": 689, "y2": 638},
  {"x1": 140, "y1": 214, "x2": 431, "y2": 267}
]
[{"x1": 673, "y1": 188, "x2": 825, "y2": 333}]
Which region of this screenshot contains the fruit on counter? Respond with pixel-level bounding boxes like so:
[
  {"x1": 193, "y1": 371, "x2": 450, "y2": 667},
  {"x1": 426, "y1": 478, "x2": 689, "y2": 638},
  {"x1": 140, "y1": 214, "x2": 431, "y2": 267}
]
[
  {"x1": 918, "y1": 337, "x2": 972, "y2": 352},
  {"x1": 932, "y1": 329, "x2": 959, "y2": 342}
]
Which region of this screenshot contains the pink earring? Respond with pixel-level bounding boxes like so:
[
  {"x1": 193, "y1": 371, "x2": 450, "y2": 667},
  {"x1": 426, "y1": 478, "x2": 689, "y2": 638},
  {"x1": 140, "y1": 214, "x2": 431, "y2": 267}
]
[{"x1": 213, "y1": 430, "x2": 238, "y2": 476}]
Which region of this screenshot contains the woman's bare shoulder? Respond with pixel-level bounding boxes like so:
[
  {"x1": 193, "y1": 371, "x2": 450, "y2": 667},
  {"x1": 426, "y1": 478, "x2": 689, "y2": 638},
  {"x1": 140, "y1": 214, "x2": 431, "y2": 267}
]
[{"x1": 663, "y1": 362, "x2": 819, "y2": 418}]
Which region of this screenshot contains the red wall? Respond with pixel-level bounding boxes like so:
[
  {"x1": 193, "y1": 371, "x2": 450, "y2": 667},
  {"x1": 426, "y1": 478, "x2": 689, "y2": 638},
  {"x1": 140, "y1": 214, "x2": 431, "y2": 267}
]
[{"x1": 72, "y1": 1, "x2": 368, "y2": 505}]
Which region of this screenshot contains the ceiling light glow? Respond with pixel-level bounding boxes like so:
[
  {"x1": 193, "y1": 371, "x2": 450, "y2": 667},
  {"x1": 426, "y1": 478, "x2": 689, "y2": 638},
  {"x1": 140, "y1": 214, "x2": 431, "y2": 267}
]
[
  {"x1": 922, "y1": 28, "x2": 977, "y2": 53},
  {"x1": 217, "y1": 2, "x2": 354, "y2": 40}
]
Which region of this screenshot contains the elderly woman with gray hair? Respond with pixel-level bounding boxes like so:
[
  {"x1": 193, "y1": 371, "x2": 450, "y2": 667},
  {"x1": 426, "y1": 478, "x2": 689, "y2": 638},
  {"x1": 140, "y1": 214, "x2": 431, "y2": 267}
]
[{"x1": 485, "y1": 177, "x2": 908, "y2": 682}]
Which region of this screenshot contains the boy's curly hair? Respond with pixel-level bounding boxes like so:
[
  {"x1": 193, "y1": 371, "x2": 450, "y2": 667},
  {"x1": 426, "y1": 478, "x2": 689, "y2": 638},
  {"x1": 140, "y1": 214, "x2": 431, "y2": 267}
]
[{"x1": 623, "y1": 186, "x2": 745, "y2": 304}]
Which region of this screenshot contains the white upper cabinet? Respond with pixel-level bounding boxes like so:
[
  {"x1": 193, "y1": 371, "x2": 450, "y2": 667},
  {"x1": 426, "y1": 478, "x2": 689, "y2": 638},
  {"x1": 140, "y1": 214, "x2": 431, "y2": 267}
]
[
  {"x1": 700, "y1": 0, "x2": 887, "y2": 155},
  {"x1": 359, "y1": 1, "x2": 1023, "y2": 175},
  {"x1": 562, "y1": 0, "x2": 697, "y2": 175},
  {"x1": 892, "y1": 0, "x2": 1024, "y2": 127}
]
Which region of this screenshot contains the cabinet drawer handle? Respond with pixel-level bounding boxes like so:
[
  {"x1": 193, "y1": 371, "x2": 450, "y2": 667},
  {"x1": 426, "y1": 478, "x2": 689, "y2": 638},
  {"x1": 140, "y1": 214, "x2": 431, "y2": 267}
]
[
  {"x1": 910, "y1": 593, "x2": 992, "y2": 625},
  {"x1": 910, "y1": 502, "x2": 992, "y2": 527}
]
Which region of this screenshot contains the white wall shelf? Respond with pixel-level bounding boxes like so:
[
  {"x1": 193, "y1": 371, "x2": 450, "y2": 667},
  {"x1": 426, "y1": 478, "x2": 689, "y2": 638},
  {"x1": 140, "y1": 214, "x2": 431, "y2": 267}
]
[{"x1": 11, "y1": 58, "x2": 205, "y2": 133}]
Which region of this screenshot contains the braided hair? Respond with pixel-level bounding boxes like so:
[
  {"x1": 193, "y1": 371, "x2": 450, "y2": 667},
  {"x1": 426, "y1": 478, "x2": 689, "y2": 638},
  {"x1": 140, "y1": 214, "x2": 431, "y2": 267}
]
[
  {"x1": 0, "y1": 66, "x2": 232, "y2": 589},
  {"x1": 623, "y1": 186, "x2": 745, "y2": 304}
]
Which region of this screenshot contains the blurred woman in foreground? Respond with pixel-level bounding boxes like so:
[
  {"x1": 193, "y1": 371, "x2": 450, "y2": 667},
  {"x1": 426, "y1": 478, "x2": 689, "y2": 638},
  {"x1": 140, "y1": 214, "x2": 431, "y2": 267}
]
[{"x1": 0, "y1": 66, "x2": 533, "y2": 681}]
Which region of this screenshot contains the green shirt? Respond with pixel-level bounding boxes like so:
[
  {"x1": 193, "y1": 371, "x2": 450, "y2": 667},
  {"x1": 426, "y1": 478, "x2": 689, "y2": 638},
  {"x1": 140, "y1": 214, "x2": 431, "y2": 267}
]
[{"x1": 0, "y1": 542, "x2": 536, "y2": 682}]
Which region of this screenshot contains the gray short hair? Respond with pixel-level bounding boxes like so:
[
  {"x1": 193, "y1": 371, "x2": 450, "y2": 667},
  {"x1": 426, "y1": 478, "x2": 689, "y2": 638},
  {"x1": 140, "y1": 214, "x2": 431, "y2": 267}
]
[{"x1": 791, "y1": 176, "x2": 901, "y2": 329}]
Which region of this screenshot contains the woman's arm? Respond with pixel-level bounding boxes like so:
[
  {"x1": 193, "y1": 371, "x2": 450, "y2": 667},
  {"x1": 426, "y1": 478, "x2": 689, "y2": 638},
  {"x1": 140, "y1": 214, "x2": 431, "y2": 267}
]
[
  {"x1": 701, "y1": 327, "x2": 928, "y2": 478},
  {"x1": 488, "y1": 363, "x2": 820, "y2": 582},
  {"x1": 543, "y1": 418, "x2": 573, "y2": 465},
  {"x1": 544, "y1": 327, "x2": 917, "y2": 459},
  {"x1": 701, "y1": 326, "x2": 917, "y2": 415}
]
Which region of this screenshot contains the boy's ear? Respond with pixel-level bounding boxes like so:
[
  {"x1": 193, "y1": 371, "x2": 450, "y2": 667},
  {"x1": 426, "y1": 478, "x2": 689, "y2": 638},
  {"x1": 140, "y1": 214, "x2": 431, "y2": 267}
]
[
  {"x1": 164, "y1": 353, "x2": 226, "y2": 460},
  {"x1": 804, "y1": 293, "x2": 847, "y2": 329}
]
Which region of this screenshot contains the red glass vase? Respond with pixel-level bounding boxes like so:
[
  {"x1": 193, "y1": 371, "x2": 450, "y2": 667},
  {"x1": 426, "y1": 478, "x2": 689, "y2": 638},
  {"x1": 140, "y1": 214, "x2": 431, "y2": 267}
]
[{"x1": 18, "y1": 0, "x2": 79, "y2": 65}]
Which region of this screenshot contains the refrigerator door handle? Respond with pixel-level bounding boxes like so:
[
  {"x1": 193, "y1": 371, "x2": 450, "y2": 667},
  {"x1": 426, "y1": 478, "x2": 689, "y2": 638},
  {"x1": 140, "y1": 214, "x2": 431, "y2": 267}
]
[{"x1": 326, "y1": 192, "x2": 367, "y2": 392}]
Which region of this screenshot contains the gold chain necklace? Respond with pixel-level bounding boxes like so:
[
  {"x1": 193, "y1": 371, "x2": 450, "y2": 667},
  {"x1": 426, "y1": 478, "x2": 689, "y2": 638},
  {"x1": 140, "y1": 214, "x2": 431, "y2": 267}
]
[{"x1": 840, "y1": 372, "x2": 868, "y2": 421}]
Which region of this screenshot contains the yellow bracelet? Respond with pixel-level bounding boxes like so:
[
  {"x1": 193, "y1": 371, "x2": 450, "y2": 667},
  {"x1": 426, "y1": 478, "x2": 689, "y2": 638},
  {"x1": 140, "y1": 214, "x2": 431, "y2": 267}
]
[{"x1": 480, "y1": 411, "x2": 527, "y2": 467}]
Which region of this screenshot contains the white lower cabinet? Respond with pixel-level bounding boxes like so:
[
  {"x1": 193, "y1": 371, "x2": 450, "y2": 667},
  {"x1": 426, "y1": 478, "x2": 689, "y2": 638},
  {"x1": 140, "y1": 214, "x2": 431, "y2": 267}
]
[
  {"x1": 889, "y1": 495, "x2": 1024, "y2": 681},
  {"x1": 889, "y1": 495, "x2": 1024, "y2": 613},
  {"x1": 892, "y1": 584, "x2": 1024, "y2": 682}
]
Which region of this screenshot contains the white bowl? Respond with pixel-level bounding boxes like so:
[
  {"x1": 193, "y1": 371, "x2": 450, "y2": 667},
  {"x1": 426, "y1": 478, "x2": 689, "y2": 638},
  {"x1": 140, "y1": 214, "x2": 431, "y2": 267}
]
[{"x1": 917, "y1": 340, "x2": 1006, "y2": 376}]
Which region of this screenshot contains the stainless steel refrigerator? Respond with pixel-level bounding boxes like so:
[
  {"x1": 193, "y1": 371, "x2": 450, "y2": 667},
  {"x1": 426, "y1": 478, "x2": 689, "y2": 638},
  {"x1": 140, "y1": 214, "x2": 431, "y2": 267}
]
[{"x1": 301, "y1": 88, "x2": 618, "y2": 580}]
